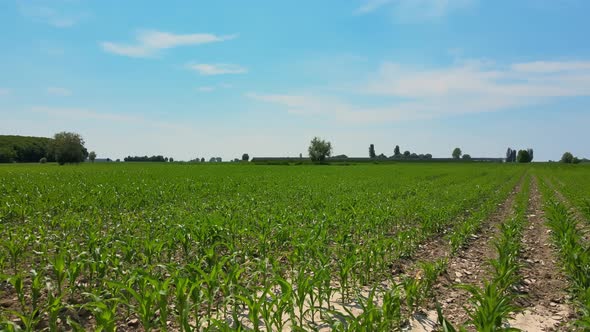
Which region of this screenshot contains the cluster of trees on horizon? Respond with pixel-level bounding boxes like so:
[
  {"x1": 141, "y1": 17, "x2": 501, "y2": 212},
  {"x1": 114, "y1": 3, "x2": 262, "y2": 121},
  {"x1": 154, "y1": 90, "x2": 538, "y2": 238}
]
[
  {"x1": 560, "y1": 152, "x2": 584, "y2": 164},
  {"x1": 124, "y1": 155, "x2": 174, "y2": 162},
  {"x1": 505, "y1": 147, "x2": 534, "y2": 163},
  {"x1": 367, "y1": 144, "x2": 434, "y2": 160},
  {"x1": 0, "y1": 133, "x2": 587, "y2": 165},
  {"x1": 0, "y1": 133, "x2": 89, "y2": 165}
]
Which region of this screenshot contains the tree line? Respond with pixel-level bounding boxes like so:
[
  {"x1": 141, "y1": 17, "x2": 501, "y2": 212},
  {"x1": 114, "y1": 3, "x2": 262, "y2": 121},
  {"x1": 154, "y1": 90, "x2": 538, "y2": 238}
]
[
  {"x1": 0, "y1": 135, "x2": 56, "y2": 163},
  {"x1": 505, "y1": 147, "x2": 534, "y2": 163},
  {"x1": 0, "y1": 133, "x2": 89, "y2": 165},
  {"x1": 124, "y1": 155, "x2": 174, "y2": 162},
  {"x1": 1, "y1": 133, "x2": 586, "y2": 165},
  {"x1": 307, "y1": 137, "x2": 584, "y2": 164}
]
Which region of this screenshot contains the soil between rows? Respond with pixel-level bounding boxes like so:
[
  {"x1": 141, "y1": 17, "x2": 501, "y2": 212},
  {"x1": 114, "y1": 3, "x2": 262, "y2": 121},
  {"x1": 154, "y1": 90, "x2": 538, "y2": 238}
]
[
  {"x1": 409, "y1": 178, "x2": 524, "y2": 330},
  {"x1": 431, "y1": 181, "x2": 522, "y2": 328},
  {"x1": 508, "y1": 177, "x2": 574, "y2": 331}
]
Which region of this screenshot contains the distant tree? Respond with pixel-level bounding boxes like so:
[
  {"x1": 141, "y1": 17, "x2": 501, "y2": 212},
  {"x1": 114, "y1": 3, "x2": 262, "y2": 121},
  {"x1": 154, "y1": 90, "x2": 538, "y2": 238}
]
[
  {"x1": 462, "y1": 154, "x2": 472, "y2": 160},
  {"x1": 369, "y1": 144, "x2": 376, "y2": 159},
  {"x1": 561, "y1": 152, "x2": 574, "y2": 164},
  {"x1": 216, "y1": 157, "x2": 222, "y2": 162},
  {"x1": 377, "y1": 153, "x2": 387, "y2": 159},
  {"x1": 0, "y1": 135, "x2": 55, "y2": 163},
  {"x1": 308, "y1": 137, "x2": 332, "y2": 162},
  {"x1": 39, "y1": 157, "x2": 47, "y2": 164},
  {"x1": 517, "y1": 149, "x2": 532, "y2": 163},
  {"x1": 242, "y1": 153, "x2": 250, "y2": 161},
  {"x1": 124, "y1": 155, "x2": 166, "y2": 162},
  {"x1": 424, "y1": 153, "x2": 433, "y2": 159},
  {"x1": 0, "y1": 147, "x2": 16, "y2": 163},
  {"x1": 403, "y1": 150, "x2": 411, "y2": 158},
  {"x1": 201, "y1": 157, "x2": 205, "y2": 163},
  {"x1": 116, "y1": 159, "x2": 120, "y2": 162},
  {"x1": 527, "y1": 148, "x2": 534, "y2": 162},
  {"x1": 410, "y1": 153, "x2": 418, "y2": 159},
  {"x1": 89, "y1": 151, "x2": 97, "y2": 163},
  {"x1": 52, "y1": 132, "x2": 87, "y2": 165},
  {"x1": 452, "y1": 147, "x2": 462, "y2": 159},
  {"x1": 332, "y1": 154, "x2": 348, "y2": 159},
  {"x1": 510, "y1": 150, "x2": 516, "y2": 162},
  {"x1": 573, "y1": 157, "x2": 581, "y2": 164},
  {"x1": 394, "y1": 145, "x2": 401, "y2": 157},
  {"x1": 506, "y1": 148, "x2": 513, "y2": 162},
  {"x1": 209, "y1": 157, "x2": 216, "y2": 162},
  {"x1": 169, "y1": 157, "x2": 174, "y2": 162}
]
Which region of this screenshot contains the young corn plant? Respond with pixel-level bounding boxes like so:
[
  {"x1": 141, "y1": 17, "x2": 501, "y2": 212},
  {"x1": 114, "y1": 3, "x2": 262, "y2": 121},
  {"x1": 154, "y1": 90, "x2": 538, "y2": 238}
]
[
  {"x1": 83, "y1": 293, "x2": 119, "y2": 332},
  {"x1": 543, "y1": 199, "x2": 590, "y2": 327},
  {"x1": 458, "y1": 282, "x2": 521, "y2": 332}
]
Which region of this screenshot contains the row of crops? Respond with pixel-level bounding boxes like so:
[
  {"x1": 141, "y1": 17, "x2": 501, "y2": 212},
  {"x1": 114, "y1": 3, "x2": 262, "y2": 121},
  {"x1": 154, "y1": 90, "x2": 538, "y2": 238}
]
[
  {"x1": 437, "y1": 175, "x2": 531, "y2": 331},
  {"x1": 538, "y1": 174, "x2": 590, "y2": 329},
  {"x1": 536, "y1": 164, "x2": 590, "y2": 221},
  {"x1": 0, "y1": 162, "x2": 566, "y2": 331}
]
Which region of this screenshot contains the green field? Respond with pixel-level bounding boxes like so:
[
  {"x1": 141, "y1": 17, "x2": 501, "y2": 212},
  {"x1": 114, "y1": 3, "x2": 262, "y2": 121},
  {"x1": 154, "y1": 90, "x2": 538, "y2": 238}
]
[{"x1": 0, "y1": 163, "x2": 589, "y2": 331}]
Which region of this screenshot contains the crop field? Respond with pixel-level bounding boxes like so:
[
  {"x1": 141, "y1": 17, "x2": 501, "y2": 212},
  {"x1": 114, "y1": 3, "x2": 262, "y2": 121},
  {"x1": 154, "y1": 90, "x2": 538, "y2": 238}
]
[{"x1": 0, "y1": 163, "x2": 589, "y2": 331}]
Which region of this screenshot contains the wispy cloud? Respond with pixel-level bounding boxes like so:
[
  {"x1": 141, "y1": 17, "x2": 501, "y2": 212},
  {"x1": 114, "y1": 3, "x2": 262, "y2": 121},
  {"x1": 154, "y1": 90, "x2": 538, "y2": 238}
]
[
  {"x1": 355, "y1": 0, "x2": 393, "y2": 14},
  {"x1": 30, "y1": 106, "x2": 189, "y2": 131},
  {"x1": 196, "y1": 83, "x2": 233, "y2": 93},
  {"x1": 47, "y1": 87, "x2": 72, "y2": 96},
  {"x1": 31, "y1": 106, "x2": 139, "y2": 123},
  {"x1": 187, "y1": 63, "x2": 247, "y2": 76},
  {"x1": 18, "y1": 2, "x2": 84, "y2": 28},
  {"x1": 100, "y1": 30, "x2": 237, "y2": 58},
  {"x1": 247, "y1": 93, "x2": 427, "y2": 123},
  {"x1": 364, "y1": 59, "x2": 590, "y2": 98},
  {"x1": 511, "y1": 61, "x2": 590, "y2": 73},
  {"x1": 355, "y1": 0, "x2": 475, "y2": 21},
  {"x1": 249, "y1": 59, "x2": 590, "y2": 124},
  {"x1": 196, "y1": 86, "x2": 215, "y2": 93}
]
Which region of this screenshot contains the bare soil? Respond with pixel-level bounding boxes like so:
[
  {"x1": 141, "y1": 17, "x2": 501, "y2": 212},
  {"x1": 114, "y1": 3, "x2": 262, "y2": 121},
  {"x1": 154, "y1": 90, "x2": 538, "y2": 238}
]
[
  {"x1": 507, "y1": 177, "x2": 574, "y2": 331},
  {"x1": 416, "y1": 180, "x2": 523, "y2": 329}
]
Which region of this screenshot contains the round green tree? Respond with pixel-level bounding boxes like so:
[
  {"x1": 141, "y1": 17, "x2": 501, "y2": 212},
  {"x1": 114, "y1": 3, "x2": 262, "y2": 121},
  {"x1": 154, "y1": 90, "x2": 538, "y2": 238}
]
[
  {"x1": 308, "y1": 137, "x2": 332, "y2": 162},
  {"x1": 52, "y1": 132, "x2": 88, "y2": 165}
]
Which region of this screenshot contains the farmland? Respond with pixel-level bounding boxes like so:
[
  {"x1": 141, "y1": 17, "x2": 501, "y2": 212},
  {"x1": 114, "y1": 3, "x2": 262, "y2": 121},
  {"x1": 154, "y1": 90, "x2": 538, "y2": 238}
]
[{"x1": 0, "y1": 163, "x2": 589, "y2": 331}]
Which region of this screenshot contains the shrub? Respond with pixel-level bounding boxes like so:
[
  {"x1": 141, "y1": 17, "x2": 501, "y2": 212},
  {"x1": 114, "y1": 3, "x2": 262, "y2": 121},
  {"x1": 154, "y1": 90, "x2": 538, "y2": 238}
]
[
  {"x1": 308, "y1": 137, "x2": 332, "y2": 162},
  {"x1": 561, "y1": 152, "x2": 574, "y2": 163}
]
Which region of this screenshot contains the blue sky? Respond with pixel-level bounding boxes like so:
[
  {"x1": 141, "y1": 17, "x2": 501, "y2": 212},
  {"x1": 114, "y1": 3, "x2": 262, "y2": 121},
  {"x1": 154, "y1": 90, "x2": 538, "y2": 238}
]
[{"x1": 1, "y1": 0, "x2": 589, "y2": 161}]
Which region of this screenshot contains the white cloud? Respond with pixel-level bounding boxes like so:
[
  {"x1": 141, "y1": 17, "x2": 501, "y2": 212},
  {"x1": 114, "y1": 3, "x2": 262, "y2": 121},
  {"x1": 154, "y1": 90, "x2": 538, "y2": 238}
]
[
  {"x1": 355, "y1": 0, "x2": 475, "y2": 20},
  {"x1": 197, "y1": 86, "x2": 215, "y2": 93},
  {"x1": 31, "y1": 106, "x2": 139, "y2": 123},
  {"x1": 365, "y1": 59, "x2": 590, "y2": 98},
  {"x1": 511, "y1": 61, "x2": 590, "y2": 73},
  {"x1": 30, "y1": 106, "x2": 190, "y2": 132},
  {"x1": 249, "y1": 59, "x2": 590, "y2": 124},
  {"x1": 196, "y1": 84, "x2": 234, "y2": 92},
  {"x1": 187, "y1": 63, "x2": 247, "y2": 75},
  {"x1": 18, "y1": 2, "x2": 82, "y2": 28},
  {"x1": 47, "y1": 87, "x2": 72, "y2": 96},
  {"x1": 355, "y1": 0, "x2": 393, "y2": 14},
  {"x1": 100, "y1": 30, "x2": 236, "y2": 58},
  {"x1": 100, "y1": 42, "x2": 153, "y2": 58},
  {"x1": 246, "y1": 93, "x2": 419, "y2": 123}
]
